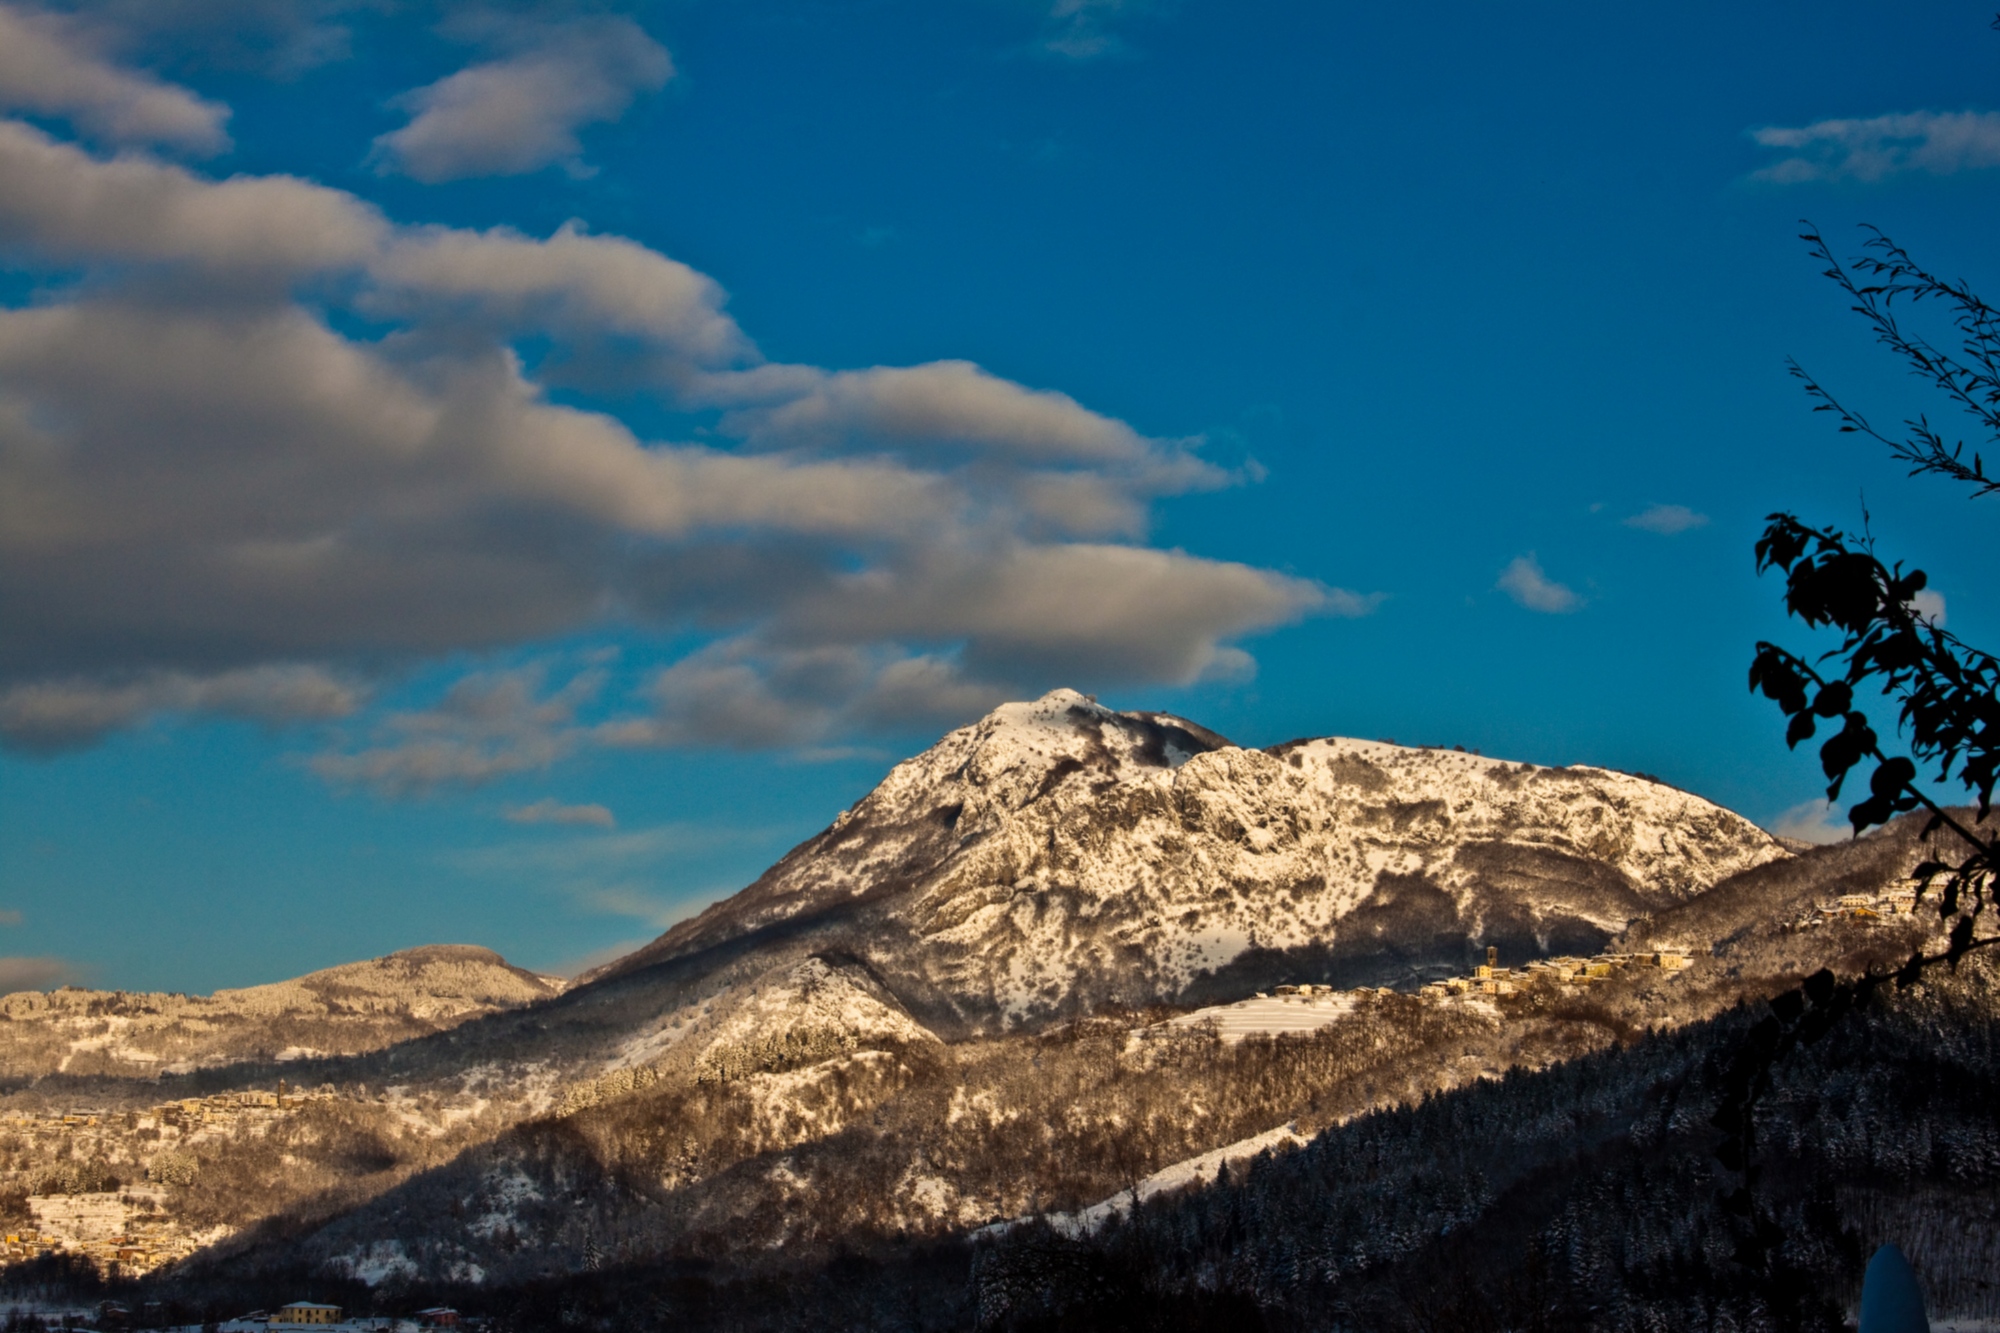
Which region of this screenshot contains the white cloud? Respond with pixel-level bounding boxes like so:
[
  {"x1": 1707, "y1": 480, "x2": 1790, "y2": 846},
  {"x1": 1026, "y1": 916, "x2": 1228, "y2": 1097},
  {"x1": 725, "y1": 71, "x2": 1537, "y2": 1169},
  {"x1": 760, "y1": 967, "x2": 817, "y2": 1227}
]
[
  {"x1": 372, "y1": 19, "x2": 672, "y2": 183},
  {"x1": 505, "y1": 798, "x2": 615, "y2": 829},
  {"x1": 1910, "y1": 588, "x2": 1946, "y2": 627},
  {"x1": 1768, "y1": 799, "x2": 1851, "y2": 846},
  {"x1": 1497, "y1": 553, "x2": 1579, "y2": 614},
  {"x1": 374, "y1": 221, "x2": 750, "y2": 371},
  {"x1": 725, "y1": 361, "x2": 1156, "y2": 464},
  {"x1": 0, "y1": 4, "x2": 230, "y2": 154},
  {"x1": 785, "y1": 542, "x2": 1341, "y2": 681},
  {"x1": 1750, "y1": 110, "x2": 2000, "y2": 184},
  {"x1": 1623, "y1": 503, "x2": 1709, "y2": 535}
]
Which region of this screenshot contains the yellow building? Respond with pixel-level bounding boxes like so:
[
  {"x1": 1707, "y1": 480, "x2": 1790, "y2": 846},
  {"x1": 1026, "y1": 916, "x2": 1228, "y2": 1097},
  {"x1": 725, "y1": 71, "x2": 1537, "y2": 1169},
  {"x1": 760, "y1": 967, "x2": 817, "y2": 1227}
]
[{"x1": 273, "y1": 1302, "x2": 342, "y2": 1325}]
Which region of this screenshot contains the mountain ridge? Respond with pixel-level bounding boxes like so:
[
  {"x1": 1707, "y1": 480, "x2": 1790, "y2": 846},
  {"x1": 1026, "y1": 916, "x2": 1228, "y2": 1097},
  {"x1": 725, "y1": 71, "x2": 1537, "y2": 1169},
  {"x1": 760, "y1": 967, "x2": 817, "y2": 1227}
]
[{"x1": 584, "y1": 689, "x2": 1785, "y2": 1026}]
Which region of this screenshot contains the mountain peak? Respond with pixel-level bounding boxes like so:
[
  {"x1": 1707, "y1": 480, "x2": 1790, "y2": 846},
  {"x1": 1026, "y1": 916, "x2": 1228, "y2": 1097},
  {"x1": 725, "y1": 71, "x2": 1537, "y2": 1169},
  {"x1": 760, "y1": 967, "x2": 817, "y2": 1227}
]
[{"x1": 894, "y1": 688, "x2": 1234, "y2": 796}]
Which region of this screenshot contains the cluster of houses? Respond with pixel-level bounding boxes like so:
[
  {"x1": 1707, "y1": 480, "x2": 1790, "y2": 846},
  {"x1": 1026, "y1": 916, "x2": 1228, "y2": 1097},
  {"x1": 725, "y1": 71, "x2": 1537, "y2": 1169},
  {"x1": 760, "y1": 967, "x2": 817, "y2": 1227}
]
[
  {"x1": 54, "y1": 1301, "x2": 470, "y2": 1331},
  {"x1": 153, "y1": 1083, "x2": 339, "y2": 1131},
  {"x1": 1415, "y1": 945, "x2": 1696, "y2": 1001},
  {"x1": 1790, "y1": 889, "x2": 1924, "y2": 931},
  {"x1": 213, "y1": 1302, "x2": 466, "y2": 1331},
  {"x1": 3, "y1": 1189, "x2": 203, "y2": 1277},
  {"x1": 0, "y1": 1083, "x2": 338, "y2": 1145}
]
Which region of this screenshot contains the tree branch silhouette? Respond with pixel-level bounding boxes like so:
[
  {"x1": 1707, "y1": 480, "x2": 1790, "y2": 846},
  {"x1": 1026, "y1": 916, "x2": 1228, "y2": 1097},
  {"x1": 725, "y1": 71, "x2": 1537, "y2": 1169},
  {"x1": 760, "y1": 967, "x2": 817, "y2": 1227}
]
[{"x1": 1723, "y1": 224, "x2": 2000, "y2": 1290}]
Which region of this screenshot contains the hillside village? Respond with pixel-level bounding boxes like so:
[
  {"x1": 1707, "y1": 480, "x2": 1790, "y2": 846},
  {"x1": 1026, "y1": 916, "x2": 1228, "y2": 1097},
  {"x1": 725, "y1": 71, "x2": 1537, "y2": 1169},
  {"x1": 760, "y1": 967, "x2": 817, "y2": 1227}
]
[{"x1": 0, "y1": 1085, "x2": 339, "y2": 1276}]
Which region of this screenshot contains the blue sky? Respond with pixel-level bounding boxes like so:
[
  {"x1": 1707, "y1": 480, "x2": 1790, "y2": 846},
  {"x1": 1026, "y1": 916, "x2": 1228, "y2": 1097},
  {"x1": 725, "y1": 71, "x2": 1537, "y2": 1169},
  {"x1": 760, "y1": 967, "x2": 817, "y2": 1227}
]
[{"x1": 4, "y1": 0, "x2": 1999, "y2": 992}]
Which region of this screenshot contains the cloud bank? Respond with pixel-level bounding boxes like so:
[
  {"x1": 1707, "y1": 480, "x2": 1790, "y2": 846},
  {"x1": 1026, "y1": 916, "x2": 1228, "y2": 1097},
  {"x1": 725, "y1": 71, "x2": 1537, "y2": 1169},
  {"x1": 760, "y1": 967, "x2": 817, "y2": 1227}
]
[{"x1": 0, "y1": 116, "x2": 1360, "y2": 769}]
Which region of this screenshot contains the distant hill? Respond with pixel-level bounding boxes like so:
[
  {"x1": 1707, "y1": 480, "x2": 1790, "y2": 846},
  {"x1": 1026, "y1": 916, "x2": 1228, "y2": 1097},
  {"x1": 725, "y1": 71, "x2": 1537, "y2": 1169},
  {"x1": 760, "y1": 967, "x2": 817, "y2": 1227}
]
[{"x1": 0, "y1": 945, "x2": 563, "y2": 1080}]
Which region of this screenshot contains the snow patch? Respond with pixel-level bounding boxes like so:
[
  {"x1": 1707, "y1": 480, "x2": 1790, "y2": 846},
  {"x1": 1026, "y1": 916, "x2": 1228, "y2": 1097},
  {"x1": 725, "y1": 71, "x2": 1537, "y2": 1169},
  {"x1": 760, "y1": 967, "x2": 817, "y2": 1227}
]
[{"x1": 332, "y1": 1238, "x2": 420, "y2": 1285}]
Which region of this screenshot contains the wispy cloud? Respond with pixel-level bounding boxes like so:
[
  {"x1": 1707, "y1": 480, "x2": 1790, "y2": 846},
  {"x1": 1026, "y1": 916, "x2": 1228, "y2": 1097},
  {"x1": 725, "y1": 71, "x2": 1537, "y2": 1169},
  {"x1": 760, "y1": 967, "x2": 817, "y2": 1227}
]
[
  {"x1": 0, "y1": 666, "x2": 363, "y2": 755},
  {"x1": 33, "y1": 0, "x2": 364, "y2": 78},
  {"x1": 1768, "y1": 799, "x2": 1851, "y2": 846},
  {"x1": 1040, "y1": 0, "x2": 1153, "y2": 60},
  {"x1": 1750, "y1": 110, "x2": 2000, "y2": 184},
  {"x1": 442, "y1": 823, "x2": 772, "y2": 940},
  {"x1": 372, "y1": 18, "x2": 672, "y2": 182},
  {"x1": 442, "y1": 822, "x2": 782, "y2": 877},
  {"x1": 1496, "y1": 553, "x2": 1579, "y2": 614},
  {"x1": 0, "y1": 4, "x2": 231, "y2": 154},
  {"x1": 1623, "y1": 503, "x2": 1708, "y2": 535},
  {"x1": 572, "y1": 883, "x2": 690, "y2": 928},
  {"x1": 311, "y1": 665, "x2": 601, "y2": 797},
  {"x1": 543, "y1": 935, "x2": 654, "y2": 979},
  {"x1": 505, "y1": 798, "x2": 615, "y2": 829}
]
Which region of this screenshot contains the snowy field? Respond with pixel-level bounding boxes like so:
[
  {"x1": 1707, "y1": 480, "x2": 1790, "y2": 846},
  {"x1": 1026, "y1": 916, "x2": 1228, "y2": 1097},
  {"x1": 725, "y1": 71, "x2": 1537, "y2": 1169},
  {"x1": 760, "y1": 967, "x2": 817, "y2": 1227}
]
[{"x1": 1155, "y1": 993, "x2": 1357, "y2": 1042}]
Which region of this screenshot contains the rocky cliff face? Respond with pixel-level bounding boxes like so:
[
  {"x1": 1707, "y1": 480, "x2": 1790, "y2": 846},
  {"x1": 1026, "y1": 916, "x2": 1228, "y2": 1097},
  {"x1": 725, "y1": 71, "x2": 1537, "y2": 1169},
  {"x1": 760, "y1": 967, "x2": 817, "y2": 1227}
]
[{"x1": 593, "y1": 690, "x2": 1785, "y2": 1025}]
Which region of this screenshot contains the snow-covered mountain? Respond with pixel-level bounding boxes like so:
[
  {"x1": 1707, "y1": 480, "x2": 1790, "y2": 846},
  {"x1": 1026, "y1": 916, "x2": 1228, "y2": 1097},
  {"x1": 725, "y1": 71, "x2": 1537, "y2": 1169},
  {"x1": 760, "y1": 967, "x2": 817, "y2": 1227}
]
[
  {"x1": 591, "y1": 690, "x2": 1784, "y2": 1026},
  {"x1": 11, "y1": 692, "x2": 1949, "y2": 1310}
]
